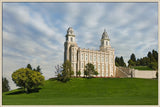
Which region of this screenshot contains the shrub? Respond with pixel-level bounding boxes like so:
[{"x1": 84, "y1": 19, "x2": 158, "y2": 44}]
[{"x1": 12, "y1": 68, "x2": 45, "y2": 93}]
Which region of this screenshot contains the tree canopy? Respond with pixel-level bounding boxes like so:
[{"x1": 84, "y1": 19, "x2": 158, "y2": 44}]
[
  {"x1": 12, "y1": 68, "x2": 45, "y2": 93},
  {"x1": 84, "y1": 63, "x2": 98, "y2": 78},
  {"x1": 27, "y1": 64, "x2": 42, "y2": 74},
  {"x1": 2, "y1": 77, "x2": 10, "y2": 92},
  {"x1": 128, "y1": 50, "x2": 158, "y2": 70},
  {"x1": 56, "y1": 60, "x2": 74, "y2": 82},
  {"x1": 115, "y1": 56, "x2": 126, "y2": 67}
]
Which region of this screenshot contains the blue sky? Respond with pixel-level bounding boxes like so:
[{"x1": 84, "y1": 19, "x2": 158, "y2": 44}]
[{"x1": 3, "y1": 2, "x2": 158, "y2": 89}]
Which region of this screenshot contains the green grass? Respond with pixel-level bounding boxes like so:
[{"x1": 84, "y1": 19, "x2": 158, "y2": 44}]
[
  {"x1": 132, "y1": 66, "x2": 153, "y2": 70},
  {"x1": 3, "y1": 78, "x2": 158, "y2": 105}
]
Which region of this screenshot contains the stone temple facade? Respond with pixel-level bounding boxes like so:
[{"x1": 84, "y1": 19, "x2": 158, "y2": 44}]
[{"x1": 64, "y1": 27, "x2": 116, "y2": 77}]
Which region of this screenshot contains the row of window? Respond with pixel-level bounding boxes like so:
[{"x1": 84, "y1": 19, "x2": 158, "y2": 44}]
[
  {"x1": 72, "y1": 54, "x2": 113, "y2": 64},
  {"x1": 81, "y1": 62, "x2": 109, "y2": 71},
  {"x1": 81, "y1": 53, "x2": 111, "y2": 62}
]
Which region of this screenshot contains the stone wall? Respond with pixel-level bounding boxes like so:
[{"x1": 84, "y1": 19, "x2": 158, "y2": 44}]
[{"x1": 133, "y1": 70, "x2": 157, "y2": 79}]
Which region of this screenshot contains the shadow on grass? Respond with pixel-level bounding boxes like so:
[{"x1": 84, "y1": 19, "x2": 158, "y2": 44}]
[{"x1": 6, "y1": 88, "x2": 42, "y2": 95}]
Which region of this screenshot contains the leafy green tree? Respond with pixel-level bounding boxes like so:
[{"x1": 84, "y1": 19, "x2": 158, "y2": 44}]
[
  {"x1": 152, "y1": 49, "x2": 158, "y2": 61},
  {"x1": 136, "y1": 58, "x2": 141, "y2": 66},
  {"x1": 128, "y1": 53, "x2": 136, "y2": 67},
  {"x1": 36, "y1": 65, "x2": 41, "y2": 72},
  {"x1": 149, "y1": 62, "x2": 158, "y2": 70},
  {"x1": 84, "y1": 63, "x2": 96, "y2": 78},
  {"x1": 76, "y1": 71, "x2": 81, "y2": 77},
  {"x1": 94, "y1": 71, "x2": 99, "y2": 76},
  {"x1": 12, "y1": 68, "x2": 45, "y2": 93},
  {"x1": 147, "y1": 51, "x2": 152, "y2": 62},
  {"x1": 36, "y1": 65, "x2": 42, "y2": 74},
  {"x1": 57, "y1": 60, "x2": 73, "y2": 82},
  {"x1": 128, "y1": 59, "x2": 135, "y2": 67},
  {"x1": 131, "y1": 53, "x2": 136, "y2": 62},
  {"x1": 84, "y1": 70, "x2": 89, "y2": 77},
  {"x1": 2, "y1": 77, "x2": 10, "y2": 92},
  {"x1": 129, "y1": 50, "x2": 158, "y2": 70},
  {"x1": 115, "y1": 56, "x2": 126, "y2": 67},
  {"x1": 27, "y1": 64, "x2": 32, "y2": 70},
  {"x1": 55, "y1": 64, "x2": 62, "y2": 76},
  {"x1": 115, "y1": 57, "x2": 119, "y2": 66},
  {"x1": 120, "y1": 56, "x2": 126, "y2": 67}
]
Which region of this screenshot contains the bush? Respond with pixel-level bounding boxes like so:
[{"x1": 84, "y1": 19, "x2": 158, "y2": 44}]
[
  {"x1": 2, "y1": 77, "x2": 10, "y2": 92},
  {"x1": 12, "y1": 68, "x2": 45, "y2": 93}
]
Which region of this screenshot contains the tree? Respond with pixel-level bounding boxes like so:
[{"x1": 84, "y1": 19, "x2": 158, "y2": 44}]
[
  {"x1": 115, "y1": 57, "x2": 119, "y2": 66},
  {"x1": 57, "y1": 60, "x2": 73, "y2": 82},
  {"x1": 115, "y1": 56, "x2": 126, "y2": 67},
  {"x1": 2, "y1": 77, "x2": 10, "y2": 92},
  {"x1": 128, "y1": 53, "x2": 136, "y2": 67},
  {"x1": 120, "y1": 56, "x2": 126, "y2": 67},
  {"x1": 152, "y1": 49, "x2": 158, "y2": 61},
  {"x1": 55, "y1": 64, "x2": 62, "y2": 76},
  {"x1": 147, "y1": 51, "x2": 152, "y2": 62},
  {"x1": 27, "y1": 64, "x2": 32, "y2": 70},
  {"x1": 130, "y1": 53, "x2": 136, "y2": 62},
  {"x1": 84, "y1": 63, "x2": 96, "y2": 78},
  {"x1": 94, "y1": 71, "x2": 99, "y2": 76},
  {"x1": 36, "y1": 65, "x2": 42, "y2": 74},
  {"x1": 128, "y1": 59, "x2": 135, "y2": 67},
  {"x1": 76, "y1": 71, "x2": 81, "y2": 77},
  {"x1": 12, "y1": 68, "x2": 45, "y2": 93},
  {"x1": 149, "y1": 62, "x2": 158, "y2": 70},
  {"x1": 136, "y1": 58, "x2": 141, "y2": 66}
]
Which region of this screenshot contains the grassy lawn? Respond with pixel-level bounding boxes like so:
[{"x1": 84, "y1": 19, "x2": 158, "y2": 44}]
[
  {"x1": 132, "y1": 66, "x2": 153, "y2": 70},
  {"x1": 2, "y1": 78, "x2": 158, "y2": 105}
]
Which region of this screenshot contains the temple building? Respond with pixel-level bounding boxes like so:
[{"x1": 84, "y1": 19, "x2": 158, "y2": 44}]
[{"x1": 64, "y1": 27, "x2": 116, "y2": 77}]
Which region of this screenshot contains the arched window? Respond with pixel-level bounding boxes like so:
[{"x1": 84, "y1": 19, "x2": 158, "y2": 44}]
[
  {"x1": 106, "y1": 41, "x2": 108, "y2": 45},
  {"x1": 71, "y1": 37, "x2": 73, "y2": 42}
]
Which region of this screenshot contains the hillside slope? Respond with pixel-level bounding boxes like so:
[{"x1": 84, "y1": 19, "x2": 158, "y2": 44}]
[{"x1": 3, "y1": 78, "x2": 158, "y2": 105}]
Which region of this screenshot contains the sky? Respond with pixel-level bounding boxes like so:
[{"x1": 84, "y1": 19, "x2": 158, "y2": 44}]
[{"x1": 3, "y1": 2, "x2": 158, "y2": 90}]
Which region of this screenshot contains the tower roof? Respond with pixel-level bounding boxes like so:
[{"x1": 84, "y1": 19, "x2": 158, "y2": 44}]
[
  {"x1": 101, "y1": 29, "x2": 109, "y2": 40},
  {"x1": 67, "y1": 27, "x2": 74, "y2": 35}
]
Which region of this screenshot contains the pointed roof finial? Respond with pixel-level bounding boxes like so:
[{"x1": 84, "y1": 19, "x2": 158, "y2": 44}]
[
  {"x1": 101, "y1": 29, "x2": 109, "y2": 40},
  {"x1": 67, "y1": 27, "x2": 74, "y2": 35}
]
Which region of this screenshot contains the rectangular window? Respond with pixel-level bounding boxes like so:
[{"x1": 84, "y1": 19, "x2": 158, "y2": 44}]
[
  {"x1": 72, "y1": 63, "x2": 74, "y2": 68},
  {"x1": 74, "y1": 54, "x2": 76, "y2": 60},
  {"x1": 72, "y1": 54, "x2": 74, "y2": 60},
  {"x1": 74, "y1": 63, "x2": 76, "y2": 70},
  {"x1": 94, "y1": 54, "x2": 96, "y2": 61},
  {"x1": 111, "y1": 56, "x2": 113, "y2": 63},
  {"x1": 81, "y1": 62, "x2": 84, "y2": 68},
  {"x1": 102, "y1": 55, "x2": 104, "y2": 62},
  {"x1": 102, "y1": 64, "x2": 104, "y2": 71},
  {"x1": 106, "y1": 71, "x2": 108, "y2": 76},
  {"x1": 86, "y1": 54, "x2": 88, "y2": 61},
  {"x1": 106, "y1": 56, "x2": 108, "y2": 62},
  {"x1": 106, "y1": 64, "x2": 108, "y2": 71},
  {"x1": 94, "y1": 64, "x2": 96, "y2": 69},
  {"x1": 98, "y1": 65, "x2": 100, "y2": 70},
  {"x1": 98, "y1": 55, "x2": 100, "y2": 62},
  {"x1": 81, "y1": 53, "x2": 83, "y2": 60},
  {"x1": 90, "y1": 54, "x2": 92, "y2": 61}
]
